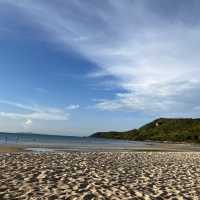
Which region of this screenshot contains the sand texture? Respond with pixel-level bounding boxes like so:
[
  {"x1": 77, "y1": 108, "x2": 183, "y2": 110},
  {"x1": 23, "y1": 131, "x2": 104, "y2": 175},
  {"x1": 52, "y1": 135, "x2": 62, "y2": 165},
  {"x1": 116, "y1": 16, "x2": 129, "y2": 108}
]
[{"x1": 0, "y1": 152, "x2": 200, "y2": 199}]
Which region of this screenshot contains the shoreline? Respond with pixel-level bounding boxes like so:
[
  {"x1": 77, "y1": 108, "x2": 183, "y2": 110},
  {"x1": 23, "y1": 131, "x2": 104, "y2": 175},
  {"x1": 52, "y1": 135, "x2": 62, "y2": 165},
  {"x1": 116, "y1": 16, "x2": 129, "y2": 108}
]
[{"x1": 1, "y1": 141, "x2": 200, "y2": 153}]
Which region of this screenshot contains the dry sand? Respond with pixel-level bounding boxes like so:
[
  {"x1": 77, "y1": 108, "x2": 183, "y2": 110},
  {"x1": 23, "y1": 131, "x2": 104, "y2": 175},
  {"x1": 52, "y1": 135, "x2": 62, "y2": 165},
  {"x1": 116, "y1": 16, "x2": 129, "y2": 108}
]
[{"x1": 0, "y1": 152, "x2": 200, "y2": 199}]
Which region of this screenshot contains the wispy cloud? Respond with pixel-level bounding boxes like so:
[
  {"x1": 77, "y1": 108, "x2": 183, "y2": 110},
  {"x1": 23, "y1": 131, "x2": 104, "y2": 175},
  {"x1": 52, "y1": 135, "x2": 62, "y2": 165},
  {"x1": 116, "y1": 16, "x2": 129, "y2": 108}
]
[
  {"x1": 35, "y1": 87, "x2": 48, "y2": 94},
  {"x1": 0, "y1": 100, "x2": 69, "y2": 121},
  {"x1": 66, "y1": 104, "x2": 80, "y2": 110},
  {"x1": 2, "y1": 1, "x2": 200, "y2": 116}
]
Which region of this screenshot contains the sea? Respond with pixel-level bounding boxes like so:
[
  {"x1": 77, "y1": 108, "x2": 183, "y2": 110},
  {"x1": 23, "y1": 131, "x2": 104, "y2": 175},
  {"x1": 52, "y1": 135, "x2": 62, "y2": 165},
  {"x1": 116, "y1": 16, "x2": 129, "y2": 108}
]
[{"x1": 0, "y1": 132, "x2": 153, "y2": 152}]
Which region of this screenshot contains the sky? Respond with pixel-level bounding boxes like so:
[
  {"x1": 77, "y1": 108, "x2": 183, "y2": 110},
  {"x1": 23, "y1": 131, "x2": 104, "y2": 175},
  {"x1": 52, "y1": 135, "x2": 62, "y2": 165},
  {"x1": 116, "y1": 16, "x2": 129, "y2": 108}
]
[{"x1": 0, "y1": 0, "x2": 200, "y2": 135}]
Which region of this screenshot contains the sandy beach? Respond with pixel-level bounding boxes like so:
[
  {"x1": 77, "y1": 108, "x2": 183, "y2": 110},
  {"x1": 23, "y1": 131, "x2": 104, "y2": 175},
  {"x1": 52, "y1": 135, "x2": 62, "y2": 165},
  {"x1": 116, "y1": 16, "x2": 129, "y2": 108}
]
[{"x1": 0, "y1": 152, "x2": 200, "y2": 199}]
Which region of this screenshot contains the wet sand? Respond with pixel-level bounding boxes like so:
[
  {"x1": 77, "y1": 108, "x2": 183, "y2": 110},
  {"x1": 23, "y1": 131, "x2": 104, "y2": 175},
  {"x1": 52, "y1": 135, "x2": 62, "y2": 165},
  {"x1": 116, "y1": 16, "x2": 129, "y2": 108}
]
[
  {"x1": 2, "y1": 140, "x2": 200, "y2": 153},
  {"x1": 0, "y1": 146, "x2": 22, "y2": 153},
  {"x1": 1, "y1": 152, "x2": 200, "y2": 199}
]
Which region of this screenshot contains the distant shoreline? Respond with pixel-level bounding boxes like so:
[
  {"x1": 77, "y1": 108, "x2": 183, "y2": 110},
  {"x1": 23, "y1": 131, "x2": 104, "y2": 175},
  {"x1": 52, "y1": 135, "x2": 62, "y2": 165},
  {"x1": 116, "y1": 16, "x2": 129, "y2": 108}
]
[{"x1": 1, "y1": 141, "x2": 200, "y2": 153}]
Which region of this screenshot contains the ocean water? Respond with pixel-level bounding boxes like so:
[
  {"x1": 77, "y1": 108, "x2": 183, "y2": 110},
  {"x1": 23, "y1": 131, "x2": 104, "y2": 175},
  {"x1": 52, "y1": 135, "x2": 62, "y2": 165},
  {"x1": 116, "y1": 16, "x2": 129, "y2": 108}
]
[{"x1": 0, "y1": 132, "x2": 152, "y2": 151}]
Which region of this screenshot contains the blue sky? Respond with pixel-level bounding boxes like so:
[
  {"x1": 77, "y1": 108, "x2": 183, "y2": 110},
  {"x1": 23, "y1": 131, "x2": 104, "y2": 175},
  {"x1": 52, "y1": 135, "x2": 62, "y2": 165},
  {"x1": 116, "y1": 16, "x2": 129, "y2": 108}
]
[{"x1": 0, "y1": 0, "x2": 200, "y2": 135}]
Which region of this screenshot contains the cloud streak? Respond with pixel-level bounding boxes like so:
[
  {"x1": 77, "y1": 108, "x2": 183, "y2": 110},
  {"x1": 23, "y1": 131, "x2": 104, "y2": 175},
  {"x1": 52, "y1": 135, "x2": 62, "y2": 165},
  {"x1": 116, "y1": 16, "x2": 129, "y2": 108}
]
[
  {"x1": 0, "y1": 100, "x2": 69, "y2": 121},
  {"x1": 66, "y1": 104, "x2": 80, "y2": 110},
  {"x1": 2, "y1": 1, "x2": 200, "y2": 116}
]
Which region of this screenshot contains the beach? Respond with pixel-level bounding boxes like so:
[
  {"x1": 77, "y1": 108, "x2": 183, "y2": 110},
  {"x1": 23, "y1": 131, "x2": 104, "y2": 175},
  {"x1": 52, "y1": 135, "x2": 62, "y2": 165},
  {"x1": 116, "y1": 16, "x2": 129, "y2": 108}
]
[{"x1": 1, "y1": 152, "x2": 200, "y2": 199}]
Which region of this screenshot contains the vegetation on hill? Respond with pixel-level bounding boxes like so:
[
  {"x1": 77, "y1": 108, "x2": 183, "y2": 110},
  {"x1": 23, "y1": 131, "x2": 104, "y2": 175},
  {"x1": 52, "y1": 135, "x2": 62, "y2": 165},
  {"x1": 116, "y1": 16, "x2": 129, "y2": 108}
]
[
  {"x1": 91, "y1": 130, "x2": 138, "y2": 140},
  {"x1": 90, "y1": 118, "x2": 200, "y2": 142}
]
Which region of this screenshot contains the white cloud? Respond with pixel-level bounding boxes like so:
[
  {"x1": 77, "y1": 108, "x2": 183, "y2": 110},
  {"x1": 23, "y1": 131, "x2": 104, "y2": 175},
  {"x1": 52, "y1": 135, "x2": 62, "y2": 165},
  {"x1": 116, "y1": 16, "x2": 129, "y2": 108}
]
[
  {"x1": 35, "y1": 88, "x2": 48, "y2": 93},
  {"x1": 66, "y1": 104, "x2": 80, "y2": 110},
  {"x1": 23, "y1": 119, "x2": 33, "y2": 128},
  {"x1": 0, "y1": 100, "x2": 69, "y2": 121},
  {"x1": 2, "y1": 1, "x2": 200, "y2": 116},
  {"x1": 25, "y1": 119, "x2": 32, "y2": 126}
]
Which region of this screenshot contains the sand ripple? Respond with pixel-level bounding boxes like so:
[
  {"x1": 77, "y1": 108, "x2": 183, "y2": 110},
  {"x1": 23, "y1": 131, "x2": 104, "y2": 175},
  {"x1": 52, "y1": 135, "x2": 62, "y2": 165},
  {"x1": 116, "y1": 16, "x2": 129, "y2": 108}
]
[{"x1": 0, "y1": 152, "x2": 200, "y2": 199}]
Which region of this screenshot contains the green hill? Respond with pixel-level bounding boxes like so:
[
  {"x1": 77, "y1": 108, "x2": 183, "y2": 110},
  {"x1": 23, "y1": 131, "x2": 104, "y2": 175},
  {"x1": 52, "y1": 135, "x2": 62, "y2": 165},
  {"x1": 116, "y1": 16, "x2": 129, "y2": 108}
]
[{"x1": 90, "y1": 118, "x2": 200, "y2": 143}]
